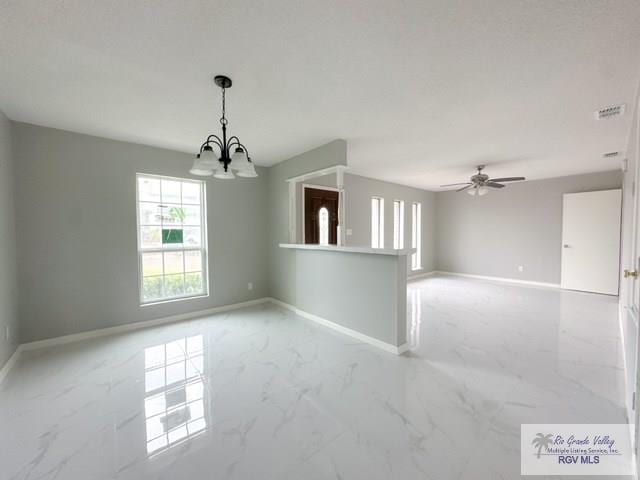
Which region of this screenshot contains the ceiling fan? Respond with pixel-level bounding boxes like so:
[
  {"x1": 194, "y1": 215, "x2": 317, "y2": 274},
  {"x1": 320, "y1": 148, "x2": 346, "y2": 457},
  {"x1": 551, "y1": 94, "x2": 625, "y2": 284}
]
[{"x1": 440, "y1": 165, "x2": 525, "y2": 196}]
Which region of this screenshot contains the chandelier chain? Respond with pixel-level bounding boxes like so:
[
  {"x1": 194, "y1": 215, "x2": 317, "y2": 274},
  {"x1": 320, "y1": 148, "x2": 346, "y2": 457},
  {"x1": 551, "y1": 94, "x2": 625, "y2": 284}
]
[{"x1": 220, "y1": 87, "x2": 228, "y2": 125}]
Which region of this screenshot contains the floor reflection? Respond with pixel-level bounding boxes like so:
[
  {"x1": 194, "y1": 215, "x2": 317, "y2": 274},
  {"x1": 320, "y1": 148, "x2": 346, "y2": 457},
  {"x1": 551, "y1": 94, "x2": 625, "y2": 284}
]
[
  {"x1": 408, "y1": 287, "x2": 422, "y2": 349},
  {"x1": 143, "y1": 335, "x2": 207, "y2": 456}
]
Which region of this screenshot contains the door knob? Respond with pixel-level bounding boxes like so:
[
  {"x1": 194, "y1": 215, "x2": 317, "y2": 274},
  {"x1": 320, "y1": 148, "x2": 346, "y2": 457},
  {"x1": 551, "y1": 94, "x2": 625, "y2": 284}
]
[
  {"x1": 563, "y1": 244, "x2": 570, "y2": 248},
  {"x1": 624, "y1": 269, "x2": 638, "y2": 279}
]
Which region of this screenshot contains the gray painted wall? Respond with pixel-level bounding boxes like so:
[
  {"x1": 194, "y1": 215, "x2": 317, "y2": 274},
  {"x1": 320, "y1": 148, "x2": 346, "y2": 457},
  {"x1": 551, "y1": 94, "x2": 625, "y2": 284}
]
[
  {"x1": 342, "y1": 174, "x2": 436, "y2": 274},
  {"x1": 266, "y1": 140, "x2": 348, "y2": 304},
  {"x1": 0, "y1": 112, "x2": 18, "y2": 369},
  {"x1": 267, "y1": 142, "x2": 422, "y2": 346},
  {"x1": 296, "y1": 173, "x2": 437, "y2": 274},
  {"x1": 4, "y1": 121, "x2": 626, "y2": 347},
  {"x1": 13, "y1": 122, "x2": 269, "y2": 342},
  {"x1": 293, "y1": 249, "x2": 407, "y2": 346},
  {"x1": 435, "y1": 170, "x2": 623, "y2": 284}
]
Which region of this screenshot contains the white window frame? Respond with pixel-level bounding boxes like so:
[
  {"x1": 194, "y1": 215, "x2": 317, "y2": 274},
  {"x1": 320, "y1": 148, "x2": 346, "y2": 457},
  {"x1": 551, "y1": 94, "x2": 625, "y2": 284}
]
[
  {"x1": 318, "y1": 206, "x2": 330, "y2": 245},
  {"x1": 371, "y1": 196, "x2": 385, "y2": 249},
  {"x1": 393, "y1": 200, "x2": 405, "y2": 250},
  {"x1": 136, "y1": 173, "x2": 209, "y2": 305},
  {"x1": 411, "y1": 202, "x2": 422, "y2": 270}
]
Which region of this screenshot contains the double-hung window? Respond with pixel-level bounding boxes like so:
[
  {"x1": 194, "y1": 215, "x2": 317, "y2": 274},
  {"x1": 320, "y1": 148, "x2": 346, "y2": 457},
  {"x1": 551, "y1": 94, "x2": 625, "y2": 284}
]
[
  {"x1": 371, "y1": 196, "x2": 384, "y2": 249},
  {"x1": 137, "y1": 174, "x2": 208, "y2": 304},
  {"x1": 393, "y1": 200, "x2": 404, "y2": 250},
  {"x1": 411, "y1": 202, "x2": 422, "y2": 270}
]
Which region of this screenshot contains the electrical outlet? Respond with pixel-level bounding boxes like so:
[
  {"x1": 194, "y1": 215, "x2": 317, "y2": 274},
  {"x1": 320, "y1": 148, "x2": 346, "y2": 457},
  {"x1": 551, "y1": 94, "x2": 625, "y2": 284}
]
[
  {"x1": 518, "y1": 266, "x2": 524, "y2": 272},
  {"x1": 247, "y1": 282, "x2": 253, "y2": 291},
  {"x1": 346, "y1": 229, "x2": 353, "y2": 236}
]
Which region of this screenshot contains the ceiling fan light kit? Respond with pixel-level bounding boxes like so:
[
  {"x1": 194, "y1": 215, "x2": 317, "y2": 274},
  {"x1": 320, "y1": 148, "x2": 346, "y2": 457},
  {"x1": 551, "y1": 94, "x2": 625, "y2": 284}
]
[
  {"x1": 440, "y1": 165, "x2": 525, "y2": 196},
  {"x1": 189, "y1": 75, "x2": 258, "y2": 179},
  {"x1": 467, "y1": 185, "x2": 488, "y2": 196}
]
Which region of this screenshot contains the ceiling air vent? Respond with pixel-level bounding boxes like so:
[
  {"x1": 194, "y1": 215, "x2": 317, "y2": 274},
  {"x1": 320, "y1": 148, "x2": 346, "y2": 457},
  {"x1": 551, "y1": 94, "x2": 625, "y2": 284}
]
[
  {"x1": 595, "y1": 104, "x2": 626, "y2": 120},
  {"x1": 603, "y1": 151, "x2": 620, "y2": 158}
]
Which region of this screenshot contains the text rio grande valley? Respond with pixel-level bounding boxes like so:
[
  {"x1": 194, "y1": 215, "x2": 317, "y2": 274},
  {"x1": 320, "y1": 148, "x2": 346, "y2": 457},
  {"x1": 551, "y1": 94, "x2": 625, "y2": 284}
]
[{"x1": 546, "y1": 435, "x2": 619, "y2": 465}]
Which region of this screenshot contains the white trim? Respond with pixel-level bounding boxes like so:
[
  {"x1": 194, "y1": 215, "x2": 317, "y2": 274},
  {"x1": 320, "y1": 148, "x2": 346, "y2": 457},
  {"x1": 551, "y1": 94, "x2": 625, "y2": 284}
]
[
  {"x1": 337, "y1": 168, "x2": 346, "y2": 246},
  {"x1": 20, "y1": 298, "x2": 270, "y2": 352},
  {"x1": 287, "y1": 165, "x2": 348, "y2": 245},
  {"x1": 393, "y1": 199, "x2": 405, "y2": 250},
  {"x1": 302, "y1": 183, "x2": 340, "y2": 192},
  {"x1": 434, "y1": 271, "x2": 561, "y2": 289},
  {"x1": 0, "y1": 297, "x2": 271, "y2": 385},
  {"x1": 286, "y1": 165, "x2": 348, "y2": 183},
  {"x1": 407, "y1": 270, "x2": 437, "y2": 281},
  {"x1": 0, "y1": 345, "x2": 24, "y2": 386},
  {"x1": 371, "y1": 196, "x2": 385, "y2": 249},
  {"x1": 136, "y1": 174, "x2": 209, "y2": 305},
  {"x1": 410, "y1": 202, "x2": 422, "y2": 271},
  {"x1": 301, "y1": 183, "x2": 343, "y2": 245},
  {"x1": 0, "y1": 294, "x2": 410, "y2": 384},
  {"x1": 266, "y1": 297, "x2": 408, "y2": 355},
  {"x1": 279, "y1": 243, "x2": 413, "y2": 256},
  {"x1": 288, "y1": 181, "x2": 296, "y2": 243}
]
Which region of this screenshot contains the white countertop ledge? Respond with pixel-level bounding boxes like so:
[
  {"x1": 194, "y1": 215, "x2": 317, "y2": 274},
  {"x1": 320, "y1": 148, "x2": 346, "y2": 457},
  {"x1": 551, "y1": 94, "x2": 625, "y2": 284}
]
[{"x1": 279, "y1": 243, "x2": 414, "y2": 256}]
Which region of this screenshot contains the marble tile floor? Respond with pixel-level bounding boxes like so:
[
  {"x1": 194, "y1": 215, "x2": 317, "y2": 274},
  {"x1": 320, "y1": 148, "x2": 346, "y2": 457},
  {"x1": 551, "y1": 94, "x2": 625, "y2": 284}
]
[{"x1": 0, "y1": 275, "x2": 631, "y2": 479}]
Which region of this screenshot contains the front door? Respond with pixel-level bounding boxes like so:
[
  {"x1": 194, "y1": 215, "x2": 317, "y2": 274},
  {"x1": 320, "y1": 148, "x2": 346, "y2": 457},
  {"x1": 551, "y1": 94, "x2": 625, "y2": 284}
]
[
  {"x1": 560, "y1": 189, "x2": 622, "y2": 295},
  {"x1": 304, "y1": 187, "x2": 339, "y2": 245}
]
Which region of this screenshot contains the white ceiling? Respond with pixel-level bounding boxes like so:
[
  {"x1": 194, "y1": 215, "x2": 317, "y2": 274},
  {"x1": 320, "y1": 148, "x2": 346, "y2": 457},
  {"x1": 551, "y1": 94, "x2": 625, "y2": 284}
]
[{"x1": 1, "y1": 1, "x2": 639, "y2": 190}]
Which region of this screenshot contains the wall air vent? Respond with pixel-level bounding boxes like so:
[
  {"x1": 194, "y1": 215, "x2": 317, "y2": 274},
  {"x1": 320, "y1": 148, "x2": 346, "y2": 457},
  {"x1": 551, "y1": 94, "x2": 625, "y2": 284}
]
[
  {"x1": 603, "y1": 151, "x2": 621, "y2": 158},
  {"x1": 595, "y1": 104, "x2": 626, "y2": 120}
]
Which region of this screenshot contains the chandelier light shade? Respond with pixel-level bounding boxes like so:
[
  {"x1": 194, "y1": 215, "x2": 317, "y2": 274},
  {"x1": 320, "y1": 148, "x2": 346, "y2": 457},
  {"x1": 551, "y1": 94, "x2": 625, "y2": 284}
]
[
  {"x1": 190, "y1": 75, "x2": 257, "y2": 179},
  {"x1": 213, "y1": 169, "x2": 236, "y2": 179},
  {"x1": 237, "y1": 162, "x2": 258, "y2": 178},
  {"x1": 189, "y1": 157, "x2": 211, "y2": 175},
  {"x1": 189, "y1": 146, "x2": 218, "y2": 175},
  {"x1": 230, "y1": 146, "x2": 251, "y2": 172}
]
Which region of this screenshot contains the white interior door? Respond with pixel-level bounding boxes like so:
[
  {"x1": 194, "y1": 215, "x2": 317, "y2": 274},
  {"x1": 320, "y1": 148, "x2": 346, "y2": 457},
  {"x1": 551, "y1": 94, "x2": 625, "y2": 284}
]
[
  {"x1": 625, "y1": 171, "x2": 640, "y2": 466},
  {"x1": 631, "y1": 154, "x2": 640, "y2": 474},
  {"x1": 621, "y1": 106, "x2": 640, "y2": 462},
  {"x1": 561, "y1": 189, "x2": 622, "y2": 295}
]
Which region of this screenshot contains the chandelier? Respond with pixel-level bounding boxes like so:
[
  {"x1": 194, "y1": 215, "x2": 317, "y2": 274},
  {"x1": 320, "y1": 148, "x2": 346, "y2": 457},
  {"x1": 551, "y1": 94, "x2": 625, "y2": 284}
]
[{"x1": 189, "y1": 75, "x2": 257, "y2": 179}]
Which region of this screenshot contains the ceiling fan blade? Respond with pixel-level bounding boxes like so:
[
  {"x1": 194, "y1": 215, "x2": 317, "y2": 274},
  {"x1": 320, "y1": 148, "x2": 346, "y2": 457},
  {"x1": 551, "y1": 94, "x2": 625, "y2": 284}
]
[
  {"x1": 488, "y1": 177, "x2": 525, "y2": 183},
  {"x1": 456, "y1": 184, "x2": 473, "y2": 192},
  {"x1": 440, "y1": 182, "x2": 472, "y2": 187},
  {"x1": 485, "y1": 182, "x2": 505, "y2": 188}
]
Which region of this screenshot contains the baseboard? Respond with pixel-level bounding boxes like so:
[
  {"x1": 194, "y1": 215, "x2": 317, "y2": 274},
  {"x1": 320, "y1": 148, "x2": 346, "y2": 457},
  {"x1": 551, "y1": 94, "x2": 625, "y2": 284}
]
[
  {"x1": 0, "y1": 297, "x2": 271, "y2": 385},
  {"x1": 407, "y1": 270, "x2": 437, "y2": 281},
  {"x1": 2, "y1": 294, "x2": 407, "y2": 384},
  {"x1": 0, "y1": 345, "x2": 24, "y2": 386},
  {"x1": 267, "y1": 297, "x2": 408, "y2": 355},
  {"x1": 21, "y1": 297, "x2": 271, "y2": 352},
  {"x1": 434, "y1": 271, "x2": 561, "y2": 289}
]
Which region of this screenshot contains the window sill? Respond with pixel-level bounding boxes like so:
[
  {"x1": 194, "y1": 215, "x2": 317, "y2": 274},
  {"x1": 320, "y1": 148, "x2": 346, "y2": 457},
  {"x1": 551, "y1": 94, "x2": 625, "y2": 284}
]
[{"x1": 140, "y1": 293, "x2": 209, "y2": 307}]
